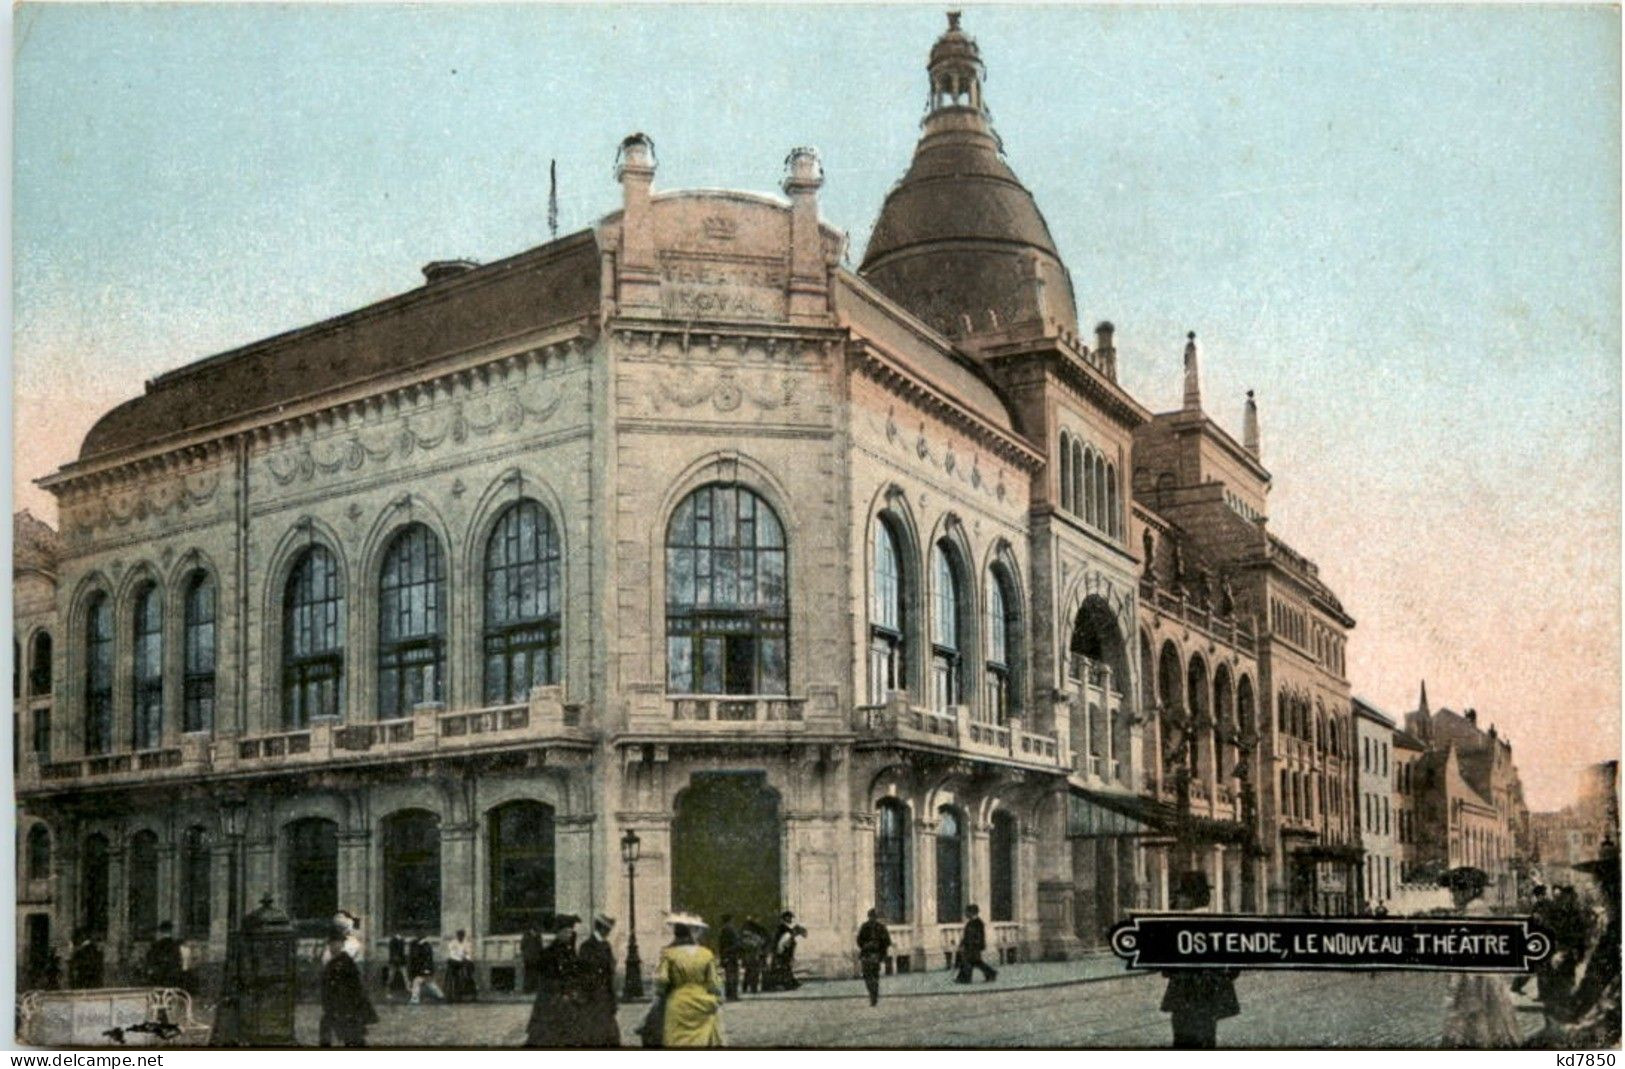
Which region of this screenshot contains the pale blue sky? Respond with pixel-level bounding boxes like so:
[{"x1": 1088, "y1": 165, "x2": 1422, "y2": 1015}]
[{"x1": 13, "y1": 4, "x2": 1620, "y2": 807}]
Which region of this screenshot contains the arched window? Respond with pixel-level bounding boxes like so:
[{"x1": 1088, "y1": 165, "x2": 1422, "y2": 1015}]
[
  {"x1": 29, "y1": 631, "x2": 52, "y2": 696},
  {"x1": 1093, "y1": 453, "x2": 1108, "y2": 530},
  {"x1": 286, "y1": 818, "x2": 338, "y2": 935},
  {"x1": 283, "y1": 547, "x2": 344, "y2": 727},
  {"x1": 984, "y1": 566, "x2": 1019, "y2": 723},
  {"x1": 930, "y1": 541, "x2": 966, "y2": 713},
  {"x1": 483, "y1": 500, "x2": 562, "y2": 704},
  {"x1": 1084, "y1": 449, "x2": 1098, "y2": 527},
  {"x1": 26, "y1": 826, "x2": 49, "y2": 881},
  {"x1": 869, "y1": 518, "x2": 907, "y2": 704},
  {"x1": 81, "y1": 834, "x2": 110, "y2": 936},
  {"x1": 874, "y1": 799, "x2": 910, "y2": 923},
  {"x1": 382, "y1": 809, "x2": 441, "y2": 934},
  {"x1": 180, "y1": 826, "x2": 210, "y2": 939},
  {"x1": 936, "y1": 806, "x2": 965, "y2": 923},
  {"x1": 666, "y1": 484, "x2": 788, "y2": 695},
  {"x1": 127, "y1": 830, "x2": 158, "y2": 939},
  {"x1": 131, "y1": 584, "x2": 163, "y2": 751},
  {"x1": 1058, "y1": 433, "x2": 1073, "y2": 512},
  {"x1": 183, "y1": 572, "x2": 216, "y2": 733},
  {"x1": 85, "y1": 594, "x2": 113, "y2": 755},
  {"x1": 1186, "y1": 657, "x2": 1209, "y2": 777},
  {"x1": 378, "y1": 525, "x2": 446, "y2": 717},
  {"x1": 1106, "y1": 462, "x2": 1119, "y2": 538},
  {"x1": 488, "y1": 800, "x2": 556, "y2": 934},
  {"x1": 1071, "y1": 441, "x2": 1084, "y2": 517},
  {"x1": 990, "y1": 811, "x2": 1017, "y2": 922}
]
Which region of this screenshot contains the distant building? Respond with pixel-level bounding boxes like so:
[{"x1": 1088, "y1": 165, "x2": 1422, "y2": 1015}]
[
  {"x1": 1352, "y1": 698, "x2": 1396, "y2": 910},
  {"x1": 1530, "y1": 760, "x2": 1620, "y2": 890},
  {"x1": 14, "y1": 510, "x2": 61, "y2": 989}
]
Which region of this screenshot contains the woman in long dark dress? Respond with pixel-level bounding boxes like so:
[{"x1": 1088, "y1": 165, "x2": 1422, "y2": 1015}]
[
  {"x1": 320, "y1": 926, "x2": 379, "y2": 1048},
  {"x1": 1159, "y1": 872, "x2": 1239, "y2": 1049},
  {"x1": 524, "y1": 914, "x2": 580, "y2": 1047}
]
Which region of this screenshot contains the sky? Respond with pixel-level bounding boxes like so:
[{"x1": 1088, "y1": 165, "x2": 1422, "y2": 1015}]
[{"x1": 12, "y1": 4, "x2": 1620, "y2": 810}]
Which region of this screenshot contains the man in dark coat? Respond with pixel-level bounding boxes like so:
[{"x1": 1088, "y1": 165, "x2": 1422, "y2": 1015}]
[
  {"x1": 144, "y1": 922, "x2": 185, "y2": 988},
  {"x1": 740, "y1": 916, "x2": 768, "y2": 994},
  {"x1": 386, "y1": 933, "x2": 409, "y2": 999},
  {"x1": 857, "y1": 909, "x2": 892, "y2": 1006},
  {"x1": 519, "y1": 924, "x2": 544, "y2": 994},
  {"x1": 319, "y1": 925, "x2": 378, "y2": 1048},
  {"x1": 568, "y1": 914, "x2": 620, "y2": 1047},
  {"x1": 718, "y1": 915, "x2": 742, "y2": 1001},
  {"x1": 525, "y1": 914, "x2": 579, "y2": 1047},
  {"x1": 407, "y1": 936, "x2": 444, "y2": 1003},
  {"x1": 954, "y1": 905, "x2": 998, "y2": 984},
  {"x1": 1160, "y1": 872, "x2": 1239, "y2": 1048},
  {"x1": 68, "y1": 931, "x2": 103, "y2": 989}
]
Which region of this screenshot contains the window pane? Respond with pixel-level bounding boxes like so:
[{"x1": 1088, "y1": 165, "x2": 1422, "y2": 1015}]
[{"x1": 378, "y1": 525, "x2": 446, "y2": 717}]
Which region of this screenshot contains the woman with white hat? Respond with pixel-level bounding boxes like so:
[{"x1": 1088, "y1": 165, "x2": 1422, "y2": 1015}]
[{"x1": 654, "y1": 913, "x2": 725, "y2": 1047}]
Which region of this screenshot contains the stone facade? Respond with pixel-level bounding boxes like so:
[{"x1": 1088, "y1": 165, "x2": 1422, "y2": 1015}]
[{"x1": 1352, "y1": 697, "x2": 1398, "y2": 910}]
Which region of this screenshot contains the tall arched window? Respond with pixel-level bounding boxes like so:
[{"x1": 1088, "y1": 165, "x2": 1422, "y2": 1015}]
[
  {"x1": 131, "y1": 584, "x2": 163, "y2": 751},
  {"x1": 84, "y1": 594, "x2": 113, "y2": 755},
  {"x1": 930, "y1": 542, "x2": 966, "y2": 713},
  {"x1": 1094, "y1": 454, "x2": 1108, "y2": 530},
  {"x1": 1071, "y1": 440, "x2": 1084, "y2": 516},
  {"x1": 283, "y1": 547, "x2": 344, "y2": 727},
  {"x1": 127, "y1": 830, "x2": 159, "y2": 939},
  {"x1": 874, "y1": 799, "x2": 909, "y2": 923},
  {"x1": 286, "y1": 817, "x2": 338, "y2": 935},
  {"x1": 382, "y1": 809, "x2": 441, "y2": 934},
  {"x1": 869, "y1": 518, "x2": 907, "y2": 704},
  {"x1": 1084, "y1": 449, "x2": 1098, "y2": 527},
  {"x1": 81, "y1": 834, "x2": 110, "y2": 936},
  {"x1": 378, "y1": 525, "x2": 446, "y2": 717},
  {"x1": 183, "y1": 573, "x2": 216, "y2": 734},
  {"x1": 665, "y1": 484, "x2": 788, "y2": 695},
  {"x1": 990, "y1": 811, "x2": 1017, "y2": 922},
  {"x1": 1058, "y1": 433, "x2": 1073, "y2": 512},
  {"x1": 29, "y1": 631, "x2": 52, "y2": 696},
  {"x1": 984, "y1": 566, "x2": 1019, "y2": 723},
  {"x1": 488, "y1": 800, "x2": 556, "y2": 934},
  {"x1": 26, "y1": 826, "x2": 49, "y2": 881},
  {"x1": 180, "y1": 826, "x2": 210, "y2": 939},
  {"x1": 483, "y1": 500, "x2": 562, "y2": 704},
  {"x1": 1106, "y1": 463, "x2": 1119, "y2": 538},
  {"x1": 936, "y1": 806, "x2": 965, "y2": 922}
]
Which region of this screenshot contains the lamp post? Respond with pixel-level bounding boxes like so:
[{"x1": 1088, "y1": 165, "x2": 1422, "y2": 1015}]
[
  {"x1": 209, "y1": 798, "x2": 247, "y2": 1045},
  {"x1": 620, "y1": 828, "x2": 644, "y2": 1001}
]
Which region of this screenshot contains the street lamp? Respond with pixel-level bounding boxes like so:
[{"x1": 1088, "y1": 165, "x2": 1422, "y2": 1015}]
[
  {"x1": 620, "y1": 828, "x2": 644, "y2": 1001},
  {"x1": 209, "y1": 797, "x2": 248, "y2": 1045}
]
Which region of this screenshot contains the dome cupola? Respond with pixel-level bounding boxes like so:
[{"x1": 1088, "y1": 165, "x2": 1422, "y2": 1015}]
[{"x1": 860, "y1": 12, "x2": 1079, "y2": 346}]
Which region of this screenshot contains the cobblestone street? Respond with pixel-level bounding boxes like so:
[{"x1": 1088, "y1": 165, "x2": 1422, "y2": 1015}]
[{"x1": 290, "y1": 964, "x2": 1549, "y2": 1048}]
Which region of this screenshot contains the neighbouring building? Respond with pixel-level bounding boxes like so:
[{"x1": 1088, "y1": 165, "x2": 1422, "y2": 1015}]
[
  {"x1": 15, "y1": 14, "x2": 1374, "y2": 993},
  {"x1": 1531, "y1": 760, "x2": 1621, "y2": 890},
  {"x1": 1352, "y1": 697, "x2": 1396, "y2": 911}
]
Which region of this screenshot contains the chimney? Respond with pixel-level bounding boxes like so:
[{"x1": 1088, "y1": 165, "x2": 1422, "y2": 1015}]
[
  {"x1": 1243, "y1": 389, "x2": 1261, "y2": 459},
  {"x1": 1466, "y1": 708, "x2": 1478, "y2": 726},
  {"x1": 1182, "y1": 332, "x2": 1202, "y2": 411},
  {"x1": 782, "y1": 147, "x2": 828, "y2": 323},
  {"x1": 614, "y1": 133, "x2": 661, "y2": 312},
  {"x1": 421, "y1": 259, "x2": 478, "y2": 285},
  {"x1": 1095, "y1": 321, "x2": 1117, "y2": 378}
]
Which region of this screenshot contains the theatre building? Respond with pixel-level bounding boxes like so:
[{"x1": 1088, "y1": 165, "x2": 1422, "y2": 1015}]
[{"x1": 15, "y1": 14, "x2": 1368, "y2": 990}]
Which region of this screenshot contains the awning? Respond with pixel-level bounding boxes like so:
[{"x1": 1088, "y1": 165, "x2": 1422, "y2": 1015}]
[{"x1": 1069, "y1": 787, "x2": 1249, "y2": 844}]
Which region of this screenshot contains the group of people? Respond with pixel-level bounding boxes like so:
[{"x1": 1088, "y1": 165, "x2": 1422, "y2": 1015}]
[
  {"x1": 381, "y1": 929, "x2": 478, "y2": 1004},
  {"x1": 715, "y1": 911, "x2": 806, "y2": 998},
  {"x1": 521, "y1": 912, "x2": 623, "y2": 1047},
  {"x1": 27, "y1": 923, "x2": 192, "y2": 995}
]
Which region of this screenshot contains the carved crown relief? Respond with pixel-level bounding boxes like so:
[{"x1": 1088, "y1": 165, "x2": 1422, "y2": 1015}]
[{"x1": 872, "y1": 405, "x2": 1012, "y2": 509}]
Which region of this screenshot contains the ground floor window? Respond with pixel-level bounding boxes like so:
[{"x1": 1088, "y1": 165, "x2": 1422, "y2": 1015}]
[
  {"x1": 488, "y1": 801, "x2": 555, "y2": 935},
  {"x1": 875, "y1": 799, "x2": 909, "y2": 922},
  {"x1": 990, "y1": 812, "x2": 1017, "y2": 922},
  {"x1": 936, "y1": 806, "x2": 965, "y2": 922},
  {"x1": 127, "y1": 831, "x2": 159, "y2": 939},
  {"x1": 383, "y1": 810, "x2": 441, "y2": 934},
  {"x1": 286, "y1": 818, "x2": 339, "y2": 935}
]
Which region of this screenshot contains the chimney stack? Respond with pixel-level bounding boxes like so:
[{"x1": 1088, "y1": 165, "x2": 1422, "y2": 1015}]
[
  {"x1": 614, "y1": 133, "x2": 660, "y2": 312},
  {"x1": 783, "y1": 147, "x2": 829, "y2": 323},
  {"x1": 1243, "y1": 389, "x2": 1261, "y2": 459},
  {"x1": 1095, "y1": 321, "x2": 1117, "y2": 378},
  {"x1": 1182, "y1": 332, "x2": 1202, "y2": 411}
]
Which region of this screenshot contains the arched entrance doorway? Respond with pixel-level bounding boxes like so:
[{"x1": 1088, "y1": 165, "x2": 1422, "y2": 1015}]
[{"x1": 672, "y1": 772, "x2": 782, "y2": 935}]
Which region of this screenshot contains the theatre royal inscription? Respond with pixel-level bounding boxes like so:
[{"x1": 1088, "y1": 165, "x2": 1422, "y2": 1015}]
[{"x1": 660, "y1": 256, "x2": 788, "y2": 321}]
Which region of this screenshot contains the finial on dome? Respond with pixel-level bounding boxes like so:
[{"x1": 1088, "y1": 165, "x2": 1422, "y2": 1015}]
[{"x1": 947, "y1": 10, "x2": 962, "y2": 31}]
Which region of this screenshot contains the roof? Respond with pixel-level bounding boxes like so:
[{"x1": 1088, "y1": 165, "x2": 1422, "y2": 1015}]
[
  {"x1": 1393, "y1": 728, "x2": 1427, "y2": 752},
  {"x1": 13, "y1": 510, "x2": 61, "y2": 575},
  {"x1": 1351, "y1": 696, "x2": 1396, "y2": 728},
  {"x1": 77, "y1": 232, "x2": 601, "y2": 462}
]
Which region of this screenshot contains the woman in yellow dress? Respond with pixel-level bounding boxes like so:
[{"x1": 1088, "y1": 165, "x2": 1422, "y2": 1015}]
[{"x1": 657, "y1": 922, "x2": 726, "y2": 1048}]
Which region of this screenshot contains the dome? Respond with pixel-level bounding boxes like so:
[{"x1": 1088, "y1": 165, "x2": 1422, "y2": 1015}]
[{"x1": 860, "y1": 14, "x2": 1078, "y2": 343}]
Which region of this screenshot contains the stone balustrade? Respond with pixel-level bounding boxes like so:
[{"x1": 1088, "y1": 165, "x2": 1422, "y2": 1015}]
[
  {"x1": 854, "y1": 693, "x2": 1063, "y2": 770},
  {"x1": 666, "y1": 695, "x2": 807, "y2": 726}
]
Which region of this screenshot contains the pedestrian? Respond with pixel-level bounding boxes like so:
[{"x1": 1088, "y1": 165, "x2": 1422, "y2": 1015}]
[
  {"x1": 569, "y1": 913, "x2": 620, "y2": 1048},
  {"x1": 857, "y1": 908, "x2": 892, "y2": 1007},
  {"x1": 656, "y1": 917, "x2": 725, "y2": 1047},
  {"x1": 323, "y1": 911, "x2": 365, "y2": 968},
  {"x1": 520, "y1": 922, "x2": 544, "y2": 995},
  {"x1": 525, "y1": 913, "x2": 581, "y2": 1046},
  {"x1": 740, "y1": 916, "x2": 768, "y2": 995},
  {"x1": 444, "y1": 929, "x2": 476, "y2": 1002},
  {"x1": 1159, "y1": 872, "x2": 1239, "y2": 1049},
  {"x1": 718, "y1": 915, "x2": 742, "y2": 1001},
  {"x1": 408, "y1": 935, "x2": 445, "y2": 1004},
  {"x1": 767, "y1": 911, "x2": 802, "y2": 991},
  {"x1": 68, "y1": 930, "x2": 103, "y2": 989},
  {"x1": 144, "y1": 921, "x2": 185, "y2": 988},
  {"x1": 386, "y1": 933, "x2": 410, "y2": 1000},
  {"x1": 954, "y1": 905, "x2": 998, "y2": 984},
  {"x1": 1440, "y1": 868, "x2": 1520, "y2": 1048},
  {"x1": 319, "y1": 923, "x2": 378, "y2": 1048}
]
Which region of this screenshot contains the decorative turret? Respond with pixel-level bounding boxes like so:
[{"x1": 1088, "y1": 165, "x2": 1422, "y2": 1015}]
[
  {"x1": 1183, "y1": 332, "x2": 1202, "y2": 412},
  {"x1": 860, "y1": 12, "x2": 1078, "y2": 347},
  {"x1": 1243, "y1": 389, "x2": 1261, "y2": 459}
]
